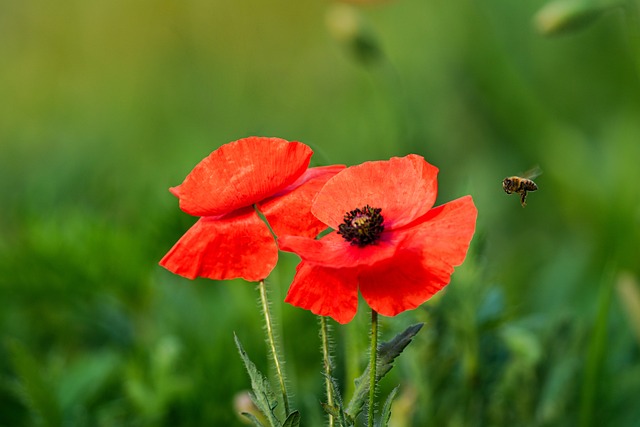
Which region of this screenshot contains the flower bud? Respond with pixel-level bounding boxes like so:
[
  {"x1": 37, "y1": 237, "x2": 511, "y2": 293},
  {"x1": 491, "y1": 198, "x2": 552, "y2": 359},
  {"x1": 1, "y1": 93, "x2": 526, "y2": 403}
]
[
  {"x1": 534, "y1": 0, "x2": 616, "y2": 35},
  {"x1": 325, "y1": 4, "x2": 383, "y2": 64}
]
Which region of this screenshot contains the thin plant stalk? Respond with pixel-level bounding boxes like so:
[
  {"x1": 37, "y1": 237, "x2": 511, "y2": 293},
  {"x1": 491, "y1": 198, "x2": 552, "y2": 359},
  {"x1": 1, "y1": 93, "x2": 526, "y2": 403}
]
[
  {"x1": 368, "y1": 309, "x2": 379, "y2": 427},
  {"x1": 319, "y1": 316, "x2": 335, "y2": 427},
  {"x1": 258, "y1": 279, "x2": 291, "y2": 417},
  {"x1": 625, "y1": 0, "x2": 640, "y2": 80}
]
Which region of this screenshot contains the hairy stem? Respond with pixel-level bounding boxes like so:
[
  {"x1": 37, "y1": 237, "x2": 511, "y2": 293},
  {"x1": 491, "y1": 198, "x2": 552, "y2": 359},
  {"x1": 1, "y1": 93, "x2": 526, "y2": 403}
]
[
  {"x1": 319, "y1": 316, "x2": 335, "y2": 427},
  {"x1": 368, "y1": 310, "x2": 379, "y2": 427},
  {"x1": 258, "y1": 280, "x2": 290, "y2": 417}
]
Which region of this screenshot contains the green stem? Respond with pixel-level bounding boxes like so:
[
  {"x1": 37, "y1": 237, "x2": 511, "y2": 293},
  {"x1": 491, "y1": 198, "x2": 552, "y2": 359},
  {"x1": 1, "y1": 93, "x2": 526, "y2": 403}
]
[
  {"x1": 319, "y1": 316, "x2": 335, "y2": 427},
  {"x1": 258, "y1": 280, "x2": 290, "y2": 417},
  {"x1": 625, "y1": 0, "x2": 640, "y2": 81},
  {"x1": 368, "y1": 310, "x2": 379, "y2": 427}
]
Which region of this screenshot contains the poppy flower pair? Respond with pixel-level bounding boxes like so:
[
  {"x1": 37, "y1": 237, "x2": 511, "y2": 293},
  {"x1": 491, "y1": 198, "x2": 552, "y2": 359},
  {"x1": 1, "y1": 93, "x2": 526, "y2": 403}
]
[{"x1": 160, "y1": 137, "x2": 477, "y2": 324}]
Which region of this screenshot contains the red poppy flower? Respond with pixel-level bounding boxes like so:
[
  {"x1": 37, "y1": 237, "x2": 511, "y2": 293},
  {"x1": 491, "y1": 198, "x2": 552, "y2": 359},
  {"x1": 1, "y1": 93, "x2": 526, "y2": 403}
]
[
  {"x1": 278, "y1": 154, "x2": 477, "y2": 324},
  {"x1": 160, "y1": 137, "x2": 345, "y2": 282}
]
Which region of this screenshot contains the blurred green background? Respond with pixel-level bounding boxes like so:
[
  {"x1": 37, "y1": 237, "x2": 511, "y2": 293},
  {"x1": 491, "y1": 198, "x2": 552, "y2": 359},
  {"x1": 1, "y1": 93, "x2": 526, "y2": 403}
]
[{"x1": 2, "y1": 0, "x2": 640, "y2": 425}]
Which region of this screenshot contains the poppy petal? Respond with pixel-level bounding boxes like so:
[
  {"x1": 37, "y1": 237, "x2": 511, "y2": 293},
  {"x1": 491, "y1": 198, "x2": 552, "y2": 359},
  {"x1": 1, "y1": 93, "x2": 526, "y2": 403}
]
[
  {"x1": 358, "y1": 252, "x2": 453, "y2": 317},
  {"x1": 278, "y1": 230, "x2": 406, "y2": 269},
  {"x1": 174, "y1": 137, "x2": 313, "y2": 217},
  {"x1": 358, "y1": 196, "x2": 477, "y2": 316},
  {"x1": 285, "y1": 262, "x2": 359, "y2": 324},
  {"x1": 159, "y1": 207, "x2": 277, "y2": 282},
  {"x1": 258, "y1": 165, "x2": 345, "y2": 239},
  {"x1": 408, "y1": 195, "x2": 477, "y2": 267},
  {"x1": 311, "y1": 155, "x2": 438, "y2": 230}
]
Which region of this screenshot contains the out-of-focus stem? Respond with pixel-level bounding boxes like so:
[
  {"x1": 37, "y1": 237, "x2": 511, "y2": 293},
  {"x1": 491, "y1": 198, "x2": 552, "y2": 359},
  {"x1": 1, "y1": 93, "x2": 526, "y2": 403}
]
[{"x1": 628, "y1": 0, "x2": 640, "y2": 80}]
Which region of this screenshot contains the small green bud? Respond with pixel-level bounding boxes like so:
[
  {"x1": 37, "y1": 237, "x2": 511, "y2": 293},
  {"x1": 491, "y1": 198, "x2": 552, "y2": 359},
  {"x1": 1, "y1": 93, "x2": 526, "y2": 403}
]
[
  {"x1": 325, "y1": 4, "x2": 383, "y2": 64},
  {"x1": 534, "y1": 0, "x2": 616, "y2": 35}
]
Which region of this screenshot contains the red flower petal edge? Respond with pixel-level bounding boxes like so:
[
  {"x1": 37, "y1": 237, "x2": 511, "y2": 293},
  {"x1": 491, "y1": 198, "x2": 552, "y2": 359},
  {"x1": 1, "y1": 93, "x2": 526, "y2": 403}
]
[
  {"x1": 160, "y1": 207, "x2": 278, "y2": 282},
  {"x1": 284, "y1": 262, "x2": 360, "y2": 324},
  {"x1": 259, "y1": 165, "x2": 346, "y2": 239},
  {"x1": 311, "y1": 154, "x2": 439, "y2": 230},
  {"x1": 280, "y1": 155, "x2": 478, "y2": 323},
  {"x1": 358, "y1": 250, "x2": 453, "y2": 317},
  {"x1": 174, "y1": 137, "x2": 313, "y2": 217},
  {"x1": 406, "y1": 195, "x2": 478, "y2": 267},
  {"x1": 277, "y1": 231, "x2": 405, "y2": 269}
]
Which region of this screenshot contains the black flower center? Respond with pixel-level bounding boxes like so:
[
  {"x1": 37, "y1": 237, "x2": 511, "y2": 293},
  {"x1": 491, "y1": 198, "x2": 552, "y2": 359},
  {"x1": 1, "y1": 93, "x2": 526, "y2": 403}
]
[{"x1": 337, "y1": 205, "x2": 384, "y2": 247}]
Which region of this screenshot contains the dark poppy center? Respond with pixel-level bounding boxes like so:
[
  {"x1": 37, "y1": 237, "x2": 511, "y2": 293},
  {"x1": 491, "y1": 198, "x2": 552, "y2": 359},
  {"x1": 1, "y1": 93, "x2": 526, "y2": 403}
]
[{"x1": 337, "y1": 205, "x2": 384, "y2": 247}]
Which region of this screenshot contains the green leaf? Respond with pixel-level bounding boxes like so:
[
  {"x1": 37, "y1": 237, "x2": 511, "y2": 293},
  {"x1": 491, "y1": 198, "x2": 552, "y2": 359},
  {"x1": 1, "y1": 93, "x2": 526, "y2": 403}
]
[
  {"x1": 376, "y1": 386, "x2": 399, "y2": 427},
  {"x1": 321, "y1": 403, "x2": 342, "y2": 418},
  {"x1": 282, "y1": 410, "x2": 301, "y2": 427},
  {"x1": 234, "y1": 333, "x2": 280, "y2": 427},
  {"x1": 346, "y1": 323, "x2": 423, "y2": 419},
  {"x1": 321, "y1": 375, "x2": 355, "y2": 427},
  {"x1": 5, "y1": 339, "x2": 62, "y2": 427},
  {"x1": 242, "y1": 411, "x2": 266, "y2": 427}
]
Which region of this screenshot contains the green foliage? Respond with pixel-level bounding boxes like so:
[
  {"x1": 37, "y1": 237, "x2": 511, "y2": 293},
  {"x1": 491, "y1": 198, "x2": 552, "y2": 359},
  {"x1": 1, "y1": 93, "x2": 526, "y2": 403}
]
[
  {"x1": 234, "y1": 334, "x2": 282, "y2": 427},
  {"x1": 6, "y1": 340, "x2": 62, "y2": 427},
  {"x1": 321, "y1": 375, "x2": 355, "y2": 427},
  {"x1": 2, "y1": 0, "x2": 640, "y2": 425},
  {"x1": 282, "y1": 411, "x2": 301, "y2": 427},
  {"x1": 345, "y1": 323, "x2": 423, "y2": 420},
  {"x1": 376, "y1": 386, "x2": 399, "y2": 427},
  {"x1": 234, "y1": 334, "x2": 302, "y2": 427}
]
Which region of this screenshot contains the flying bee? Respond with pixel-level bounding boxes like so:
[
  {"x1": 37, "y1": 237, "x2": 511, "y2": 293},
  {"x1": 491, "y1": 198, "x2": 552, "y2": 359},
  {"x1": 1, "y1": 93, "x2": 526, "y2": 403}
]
[{"x1": 502, "y1": 167, "x2": 541, "y2": 207}]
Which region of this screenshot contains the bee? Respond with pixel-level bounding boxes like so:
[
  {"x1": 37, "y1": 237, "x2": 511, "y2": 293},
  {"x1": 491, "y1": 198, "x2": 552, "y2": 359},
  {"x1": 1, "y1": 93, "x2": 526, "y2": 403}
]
[{"x1": 502, "y1": 167, "x2": 541, "y2": 207}]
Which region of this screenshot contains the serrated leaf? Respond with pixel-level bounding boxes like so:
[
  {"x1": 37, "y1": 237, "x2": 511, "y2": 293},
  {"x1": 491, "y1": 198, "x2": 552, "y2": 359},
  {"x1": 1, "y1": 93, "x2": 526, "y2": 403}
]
[
  {"x1": 321, "y1": 403, "x2": 341, "y2": 418},
  {"x1": 242, "y1": 411, "x2": 266, "y2": 427},
  {"x1": 346, "y1": 323, "x2": 423, "y2": 419},
  {"x1": 282, "y1": 410, "x2": 301, "y2": 427},
  {"x1": 376, "y1": 386, "x2": 399, "y2": 427},
  {"x1": 322, "y1": 375, "x2": 355, "y2": 427},
  {"x1": 234, "y1": 333, "x2": 280, "y2": 427},
  {"x1": 324, "y1": 374, "x2": 346, "y2": 412}
]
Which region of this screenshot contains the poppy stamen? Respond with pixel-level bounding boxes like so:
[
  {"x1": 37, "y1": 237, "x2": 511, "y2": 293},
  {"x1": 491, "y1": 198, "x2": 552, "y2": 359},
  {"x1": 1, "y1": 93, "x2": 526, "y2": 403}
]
[{"x1": 337, "y1": 205, "x2": 384, "y2": 247}]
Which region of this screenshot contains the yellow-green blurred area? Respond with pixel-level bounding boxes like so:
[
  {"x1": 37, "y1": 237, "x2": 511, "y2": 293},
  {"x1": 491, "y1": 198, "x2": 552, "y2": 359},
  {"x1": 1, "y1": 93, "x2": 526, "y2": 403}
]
[{"x1": 2, "y1": 0, "x2": 640, "y2": 425}]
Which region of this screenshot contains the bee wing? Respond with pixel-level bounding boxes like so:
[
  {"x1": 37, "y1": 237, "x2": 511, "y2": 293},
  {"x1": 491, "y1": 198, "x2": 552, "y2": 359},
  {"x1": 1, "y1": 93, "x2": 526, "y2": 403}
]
[{"x1": 522, "y1": 165, "x2": 542, "y2": 180}]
